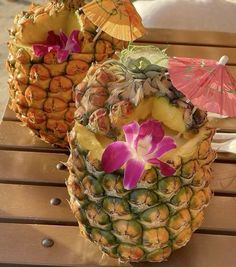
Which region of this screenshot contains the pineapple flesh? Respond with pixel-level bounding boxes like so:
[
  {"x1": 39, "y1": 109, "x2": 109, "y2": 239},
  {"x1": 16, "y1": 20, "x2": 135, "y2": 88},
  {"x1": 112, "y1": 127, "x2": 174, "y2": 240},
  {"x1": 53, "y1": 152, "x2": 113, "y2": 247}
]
[
  {"x1": 7, "y1": 0, "x2": 127, "y2": 147},
  {"x1": 66, "y1": 50, "x2": 216, "y2": 262}
]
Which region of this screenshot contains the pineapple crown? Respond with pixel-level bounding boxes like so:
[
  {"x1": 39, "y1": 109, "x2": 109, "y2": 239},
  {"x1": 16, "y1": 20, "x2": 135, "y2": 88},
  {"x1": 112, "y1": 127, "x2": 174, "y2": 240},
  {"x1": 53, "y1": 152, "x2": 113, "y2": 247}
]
[
  {"x1": 76, "y1": 45, "x2": 207, "y2": 136},
  {"x1": 52, "y1": 0, "x2": 90, "y2": 9},
  {"x1": 94, "y1": 45, "x2": 184, "y2": 106},
  {"x1": 120, "y1": 44, "x2": 169, "y2": 69}
]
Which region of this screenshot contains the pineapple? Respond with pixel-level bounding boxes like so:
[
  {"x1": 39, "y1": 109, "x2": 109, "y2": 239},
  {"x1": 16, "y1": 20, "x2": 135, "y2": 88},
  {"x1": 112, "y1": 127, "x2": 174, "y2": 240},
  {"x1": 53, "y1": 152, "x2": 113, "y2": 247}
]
[
  {"x1": 7, "y1": 0, "x2": 127, "y2": 147},
  {"x1": 66, "y1": 46, "x2": 216, "y2": 262}
]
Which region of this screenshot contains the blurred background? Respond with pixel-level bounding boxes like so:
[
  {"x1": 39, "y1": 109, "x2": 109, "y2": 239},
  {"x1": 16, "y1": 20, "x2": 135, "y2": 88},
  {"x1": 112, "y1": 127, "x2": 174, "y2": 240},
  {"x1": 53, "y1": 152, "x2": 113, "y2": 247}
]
[{"x1": 133, "y1": 0, "x2": 236, "y2": 33}]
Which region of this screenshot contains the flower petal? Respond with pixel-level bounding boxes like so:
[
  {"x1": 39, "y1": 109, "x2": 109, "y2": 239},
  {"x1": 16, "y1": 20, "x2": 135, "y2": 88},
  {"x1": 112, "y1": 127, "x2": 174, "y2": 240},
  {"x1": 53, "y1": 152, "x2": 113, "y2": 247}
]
[
  {"x1": 123, "y1": 159, "x2": 144, "y2": 190},
  {"x1": 32, "y1": 44, "x2": 49, "y2": 57},
  {"x1": 156, "y1": 136, "x2": 176, "y2": 157},
  {"x1": 123, "y1": 121, "x2": 139, "y2": 144},
  {"x1": 66, "y1": 30, "x2": 81, "y2": 53},
  {"x1": 147, "y1": 158, "x2": 176, "y2": 176},
  {"x1": 33, "y1": 31, "x2": 62, "y2": 58},
  {"x1": 159, "y1": 160, "x2": 176, "y2": 176},
  {"x1": 149, "y1": 136, "x2": 176, "y2": 159},
  {"x1": 47, "y1": 45, "x2": 60, "y2": 53},
  {"x1": 102, "y1": 141, "x2": 131, "y2": 173},
  {"x1": 135, "y1": 119, "x2": 164, "y2": 153},
  {"x1": 47, "y1": 31, "x2": 62, "y2": 46},
  {"x1": 59, "y1": 31, "x2": 68, "y2": 47},
  {"x1": 56, "y1": 49, "x2": 69, "y2": 63}
]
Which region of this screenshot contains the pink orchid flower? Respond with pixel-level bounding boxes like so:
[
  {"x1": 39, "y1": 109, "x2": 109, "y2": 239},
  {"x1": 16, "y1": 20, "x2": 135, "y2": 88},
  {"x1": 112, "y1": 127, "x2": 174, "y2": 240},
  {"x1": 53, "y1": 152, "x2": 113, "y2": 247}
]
[
  {"x1": 102, "y1": 120, "x2": 176, "y2": 190},
  {"x1": 33, "y1": 30, "x2": 80, "y2": 63}
]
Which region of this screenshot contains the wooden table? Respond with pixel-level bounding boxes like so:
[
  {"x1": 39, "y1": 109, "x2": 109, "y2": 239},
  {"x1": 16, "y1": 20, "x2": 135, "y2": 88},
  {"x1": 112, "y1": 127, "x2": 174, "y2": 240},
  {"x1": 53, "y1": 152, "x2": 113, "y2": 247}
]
[{"x1": 1, "y1": 26, "x2": 236, "y2": 266}]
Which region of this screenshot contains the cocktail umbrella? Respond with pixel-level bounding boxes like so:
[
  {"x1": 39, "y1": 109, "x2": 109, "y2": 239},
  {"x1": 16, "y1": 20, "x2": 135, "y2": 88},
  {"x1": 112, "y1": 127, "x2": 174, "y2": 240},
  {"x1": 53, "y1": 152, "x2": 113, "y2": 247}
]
[
  {"x1": 168, "y1": 56, "x2": 236, "y2": 117},
  {"x1": 81, "y1": 0, "x2": 145, "y2": 41}
]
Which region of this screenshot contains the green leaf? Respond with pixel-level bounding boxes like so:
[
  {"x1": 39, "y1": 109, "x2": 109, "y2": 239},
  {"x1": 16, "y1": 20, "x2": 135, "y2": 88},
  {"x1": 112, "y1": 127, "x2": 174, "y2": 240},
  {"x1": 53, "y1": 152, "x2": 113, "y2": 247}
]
[{"x1": 120, "y1": 44, "x2": 169, "y2": 69}]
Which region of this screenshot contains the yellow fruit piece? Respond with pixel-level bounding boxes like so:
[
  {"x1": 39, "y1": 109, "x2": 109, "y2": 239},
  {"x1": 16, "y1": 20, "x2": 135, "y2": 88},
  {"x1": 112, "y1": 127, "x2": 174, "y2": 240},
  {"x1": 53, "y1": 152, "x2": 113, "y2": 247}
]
[
  {"x1": 75, "y1": 122, "x2": 111, "y2": 159},
  {"x1": 131, "y1": 97, "x2": 153, "y2": 121},
  {"x1": 152, "y1": 97, "x2": 186, "y2": 133},
  {"x1": 161, "y1": 126, "x2": 211, "y2": 162}
]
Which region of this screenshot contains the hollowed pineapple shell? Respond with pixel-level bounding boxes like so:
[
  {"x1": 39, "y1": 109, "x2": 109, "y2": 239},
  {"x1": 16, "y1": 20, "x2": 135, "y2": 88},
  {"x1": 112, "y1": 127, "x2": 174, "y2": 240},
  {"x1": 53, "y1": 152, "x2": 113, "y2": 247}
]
[
  {"x1": 7, "y1": 0, "x2": 127, "y2": 147},
  {"x1": 66, "y1": 57, "x2": 216, "y2": 262}
]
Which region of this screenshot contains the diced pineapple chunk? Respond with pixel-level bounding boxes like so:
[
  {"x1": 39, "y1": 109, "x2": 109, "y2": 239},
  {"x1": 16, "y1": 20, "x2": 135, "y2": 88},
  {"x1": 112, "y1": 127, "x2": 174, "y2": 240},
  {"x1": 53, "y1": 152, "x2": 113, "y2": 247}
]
[
  {"x1": 75, "y1": 122, "x2": 111, "y2": 159},
  {"x1": 161, "y1": 126, "x2": 211, "y2": 162},
  {"x1": 75, "y1": 122, "x2": 103, "y2": 159},
  {"x1": 132, "y1": 97, "x2": 153, "y2": 120},
  {"x1": 152, "y1": 97, "x2": 186, "y2": 133}
]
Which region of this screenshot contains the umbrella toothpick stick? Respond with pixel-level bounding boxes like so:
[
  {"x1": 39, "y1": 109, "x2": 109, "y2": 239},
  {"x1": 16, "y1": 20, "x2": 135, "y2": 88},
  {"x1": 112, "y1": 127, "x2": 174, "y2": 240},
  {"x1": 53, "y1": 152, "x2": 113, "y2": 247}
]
[
  {"x1": 93, "y1": 28, "x2": 103, "y2": 43},
  {"x1": 217, "y1": 55, "x2": 229, "y2": 116},
  {"x1": 217, "y1": 55, "x2": 229, "y2": 65}
]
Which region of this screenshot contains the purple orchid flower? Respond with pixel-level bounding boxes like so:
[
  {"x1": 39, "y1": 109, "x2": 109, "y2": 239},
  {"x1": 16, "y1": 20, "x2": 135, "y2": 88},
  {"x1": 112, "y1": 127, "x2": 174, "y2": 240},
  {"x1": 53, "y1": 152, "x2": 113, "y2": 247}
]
[
  {"x1": 102, "y1": 119, "x2": 176, "y2": 190},
  {"x1": 33, "y1": 30, "x2": 81, "y2": 63}
]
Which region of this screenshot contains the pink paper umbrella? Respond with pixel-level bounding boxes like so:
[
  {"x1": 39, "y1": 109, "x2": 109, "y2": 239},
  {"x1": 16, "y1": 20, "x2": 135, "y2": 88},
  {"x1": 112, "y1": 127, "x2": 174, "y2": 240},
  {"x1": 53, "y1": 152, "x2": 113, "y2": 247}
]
[{"x1": 168, "y1": 55, "x2": 236, "y2": 117}]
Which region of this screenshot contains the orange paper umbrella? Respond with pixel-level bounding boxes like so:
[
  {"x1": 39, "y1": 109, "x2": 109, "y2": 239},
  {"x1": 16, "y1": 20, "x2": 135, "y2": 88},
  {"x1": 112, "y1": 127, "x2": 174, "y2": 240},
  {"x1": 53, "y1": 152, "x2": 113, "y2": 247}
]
[
  {"x1": 81, "y1": 0, "x2": 145, "y2": 41},
  {"x1": 168, "y1": 56, "x2": 236, "y2": 117}
]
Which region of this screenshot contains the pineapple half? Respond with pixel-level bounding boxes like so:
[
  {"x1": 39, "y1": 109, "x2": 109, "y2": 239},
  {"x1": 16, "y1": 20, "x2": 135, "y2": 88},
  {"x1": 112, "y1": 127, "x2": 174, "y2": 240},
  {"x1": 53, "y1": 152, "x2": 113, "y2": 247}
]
[
  {"x1": 66, "y1": 47, "x2": 216, "y2": 262},
  {"x1": 7, "y1": 0, "x2": 127, "y2": 147}
]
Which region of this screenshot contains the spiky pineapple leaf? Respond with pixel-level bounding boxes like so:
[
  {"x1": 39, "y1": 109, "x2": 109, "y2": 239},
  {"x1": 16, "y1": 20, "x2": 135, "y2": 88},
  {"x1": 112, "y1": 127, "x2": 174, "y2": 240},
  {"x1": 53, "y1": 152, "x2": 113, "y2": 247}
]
[{"x1": 120, "y1": 44, "x2": 168, "y2": 69}]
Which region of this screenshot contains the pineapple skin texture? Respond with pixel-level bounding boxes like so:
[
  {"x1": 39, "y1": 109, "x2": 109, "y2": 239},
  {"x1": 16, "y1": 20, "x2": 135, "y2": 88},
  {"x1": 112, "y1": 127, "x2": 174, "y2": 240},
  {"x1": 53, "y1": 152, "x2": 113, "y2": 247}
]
[
  {"x1": 6, "y1": 2, "x2": 127, "y2": 147},
  {"x1": 67, "y1": 123, "x2": 215, "y2": 262}
]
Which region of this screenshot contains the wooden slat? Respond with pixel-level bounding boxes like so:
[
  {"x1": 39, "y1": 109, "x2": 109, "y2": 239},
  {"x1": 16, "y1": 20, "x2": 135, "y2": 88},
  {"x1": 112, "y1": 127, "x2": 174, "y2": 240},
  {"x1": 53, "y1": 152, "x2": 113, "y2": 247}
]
[
  {"x1": 0, "y1": 121, "x2": 67, "y2": 153},
  {"x1": 210, "y1": 117, "x2": 236, "y2": 132},
  {"x1": 3, "y1": 106, "x2": 18, "y2": 121},
  {"x1": 0, "y1": 223, "x2": 124, "y2": 267},
  {"x1": 0, "y1": 184, "x2": 74, "y2": 223},
  {"x1": 203, "y1": 196, "x2": 236, "y2": 232},
  {"x1": 212, "y1": 163, "x2": 236, "y2": 194},
  {"x1": 0, "y1": 151, "x2": 67, "y2": 184},
  {"x1": 140, "y1": 28, "x2": 236, "y2": 48},
  {"x1": 216, "y1": 153, "x2": 236, "y2": 163},
  {"x1": 0, "y1": 121, "x2": 49, "y2": 148},
  {"x1": 137, "y1": 42, "x2": 236, "y2": 65},
  {"x1": 0, "y1": 183, "x2": 235, "y2": 232},
  {"x1": 0, "y1": 150, "x2": 235, "y2": 193},
  {"x1": 0, "y1": 223, "x2": 235, "y2": 267}
]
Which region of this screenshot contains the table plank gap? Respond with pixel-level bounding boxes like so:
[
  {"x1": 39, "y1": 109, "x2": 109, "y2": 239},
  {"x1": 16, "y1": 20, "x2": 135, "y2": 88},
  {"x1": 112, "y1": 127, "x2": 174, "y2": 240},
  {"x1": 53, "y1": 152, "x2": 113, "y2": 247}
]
[
  {"x1": 0, "y1": 218, "x2": 77, "y2": 226},
  {"x1": 196, "y1": 228, "x2": 236, "y2": 236},
  {"x1": 0, "y1": 145, "x2": 68, "y2": 154},
  {"x1": 215, "y1": 156, "x2": 236, "y2": 163},
  {"x1": 214, "y1": 191, "x2": 236, "y2": 197},
  {"x1": 2, "y1": 117, "x2": 19, "y2": 122},
  {"x1": 0, "y1": 180, "x2": 66, "y2": 187}
]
